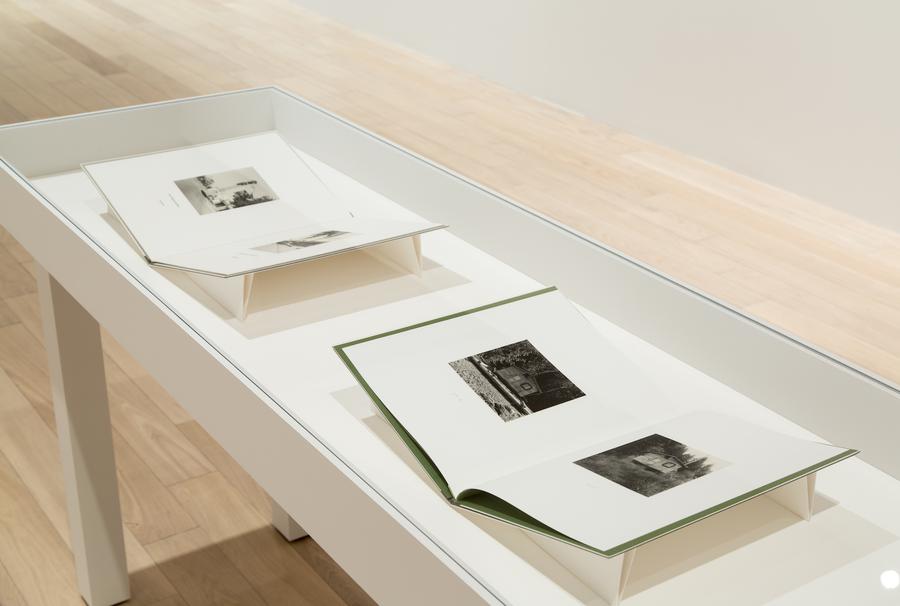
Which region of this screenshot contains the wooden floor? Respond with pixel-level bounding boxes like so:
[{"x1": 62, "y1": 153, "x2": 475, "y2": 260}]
[{"x1": 0, "y1": 0, "x2": 898, "y2": 604}]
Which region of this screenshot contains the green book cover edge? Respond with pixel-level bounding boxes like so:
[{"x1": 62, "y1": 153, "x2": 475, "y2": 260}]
[{"x1": 334, "y1": 286, "x2": 859, "y2": 558}]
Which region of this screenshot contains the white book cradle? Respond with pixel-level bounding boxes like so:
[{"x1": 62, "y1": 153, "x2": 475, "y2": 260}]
[
  {"x1": 530, "y1": 474, "x2": 817, "y2": 606},
  {"x1": 187, "y1": 233, "x2": 423, "y2": 320}
]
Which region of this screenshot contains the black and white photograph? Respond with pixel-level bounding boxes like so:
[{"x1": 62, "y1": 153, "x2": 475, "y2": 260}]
[
  {"x1": 175, "y1": 167, "x2": 278, "y2": 215},
  {"x1": 449, "y1": 339, "x2": 585, "y2": 422},
  {"x1": 255, "y1": 230, "x2": 351, "y2": 253},
  {"x1": 575, "y1": 434, "x2": 728, "y2": 497}
]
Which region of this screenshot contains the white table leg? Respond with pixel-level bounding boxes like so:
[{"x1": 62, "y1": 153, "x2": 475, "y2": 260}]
[
  {"x1": 37, "y1": 267, "x2": 129, "y2": 606},
  {"x1": 270, "y1": 497, "x2": 309, "y2": 541}
]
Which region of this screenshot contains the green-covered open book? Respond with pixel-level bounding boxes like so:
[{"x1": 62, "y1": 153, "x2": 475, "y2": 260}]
[{"x1": 335, "y1": 287, "x2": 857, "y2": 557}]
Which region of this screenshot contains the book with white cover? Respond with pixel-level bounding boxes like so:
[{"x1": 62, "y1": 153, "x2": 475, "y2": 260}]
[
  {"x1": 82, "y1": 132, "x2": 445, "y2": 277},
  {"x1": 335, "y1": 287, "x2": 857, "y2": 557}
]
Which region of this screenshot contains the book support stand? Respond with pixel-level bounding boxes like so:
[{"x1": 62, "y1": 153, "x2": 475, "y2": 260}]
[
  {"x1": 188, "y1": 234, "x2": 423, "y2": 319},
  {"x1": 530, "y1": 473, "x2": 816, "y2": 606}
]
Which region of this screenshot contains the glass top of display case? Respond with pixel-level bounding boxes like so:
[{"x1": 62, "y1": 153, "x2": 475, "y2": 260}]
[{"x1": 1, "y1": 87, "x2": 899, "y2": 605}]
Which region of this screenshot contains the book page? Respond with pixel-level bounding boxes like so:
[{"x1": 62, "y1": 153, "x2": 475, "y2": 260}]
[
  {"x1": 82, "y1": 132, "x2": 351, "y2": 260},
  {"x1": 340, "y1": 289, "x2": 675, "y2": 494},
  {"x1": 469, "y1": 412, "x2": 851, "y2": 553}
]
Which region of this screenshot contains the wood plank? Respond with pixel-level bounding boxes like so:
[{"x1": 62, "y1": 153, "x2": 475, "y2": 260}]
[
  {"x1": 290, "y1": 538, "x2": 377, "y2": 606},
  {"x1": 0, "y1": 323, "x2": 56, "y2": 429},
  {"x1": 53, "y1": 57, "x2": 142, "y2": 107},
  {"x1": 19, "y1": 259, "x2": 37, "y2": 281},
  {"x1": 77, "y1": 0, "x2": 150, "y2": 27},
  {"x1": 0, "y1": 98, "x2": 26, "y2": 124},
  {"x1": 144, "y1": 527, "x2": 268, "y2": 606},
  {"x1": 169, "y1": 472, "x2": 348, "y2": 606},
  {"x1": 0, "y1": 559, "x2": 28, "y2": 606},
  {"x1": 106, "y1": 70, "x2": 170, "y2": 104},
  {"x1": 107, "y1": 377, "x2": 214, "y2": 486},
  {"x1": 113, "y1": 53, "x2": 203, "y2": 100},
  {"x1": 0, "y1": 238, "x2": 35, "y2": 298},
  {"x1": 0, "y1": 5, "x2": 66, "y2": 66},
  {"x1": 24, "y1": 20, "x2": 123, "y2": 76},
  {"x1": 0, "y1": 367, "x2": 73, "y2": 536},
  {"x1": 0, "y1": 449, "x2": 82, "y2": 605},
  {"x1": 0, "y1": 296, "x2": 17, "y2": 328},
  {"x1": 177, "y1": 420, "x2": 270, "y2": 520},
  {"x1": 0, "y1": 225, "x2": 34, "y2": 264},
  {"x1": 0, "y1": 79, "x2": 56, "y2": 119},
  {"x1": 135, "y1": 374, "x2": 193, "y2": 425},
  {"x1": 3, "y1": 291, "x2": 131, "y2": 385},
  {"x1": 113, "y1": 429, "x2": 199, "y2": 545},
  {"x1": 4, "y1": 292, "x2": 43, "y2": 340},
  {"x1": 0, "y1": 366, "x2": 178, "y2": 604},
  {"x1": 1, "y1": 67, "x2": 86, "y2": 117},
  {"x1": 744, "y1": 299, "x2": 900, "y2": 382},
  {"x1": 122, "y1": 529, "x2": 181, "y2": 606},
  {"x1": 52, "y1": 77, "x2": 119, "y2": 113}
]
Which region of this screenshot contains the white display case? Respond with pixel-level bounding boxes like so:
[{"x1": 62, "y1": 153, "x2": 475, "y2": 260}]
[{"x1": 1, "y1": 87, "x2": 898, "y2": 606}]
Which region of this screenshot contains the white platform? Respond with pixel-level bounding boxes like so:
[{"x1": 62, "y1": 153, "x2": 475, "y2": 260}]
[{"x1": 1, "y1": 88, "x2": 899, "y2": 605}]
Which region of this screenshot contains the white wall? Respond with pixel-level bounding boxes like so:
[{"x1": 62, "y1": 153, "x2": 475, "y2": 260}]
[{"x1": 294, "y1": 0, "x2": 900, "y2": 232}]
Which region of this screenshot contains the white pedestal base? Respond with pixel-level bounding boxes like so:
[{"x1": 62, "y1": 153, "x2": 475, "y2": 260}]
[
  {"x1": 188, "y1": 234, "x2": 422, "y2": 320},
  {"x1": 526, "y1": 473, "x2": 818, "y2": 605},
  {"x1": 188, "y1": 271, "x2": 255, "y2": 320},
  {"x1": 530, "y1": 534, "x2": 635, "y2": 606},
  {"x1": 364, "y1": 233, "x2": 423, "y2": 277},
  {"x1": 768, "y1": 472, "x2": 816, "y2": 521}
]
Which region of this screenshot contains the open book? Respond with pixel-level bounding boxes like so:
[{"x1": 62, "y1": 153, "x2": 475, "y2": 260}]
[
  {"x1": 335, "y1": 287, "x2": 857, "y2": 556},
  {"x1": 82, "y1": 132, "x2": 445, "y2": 277}
]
